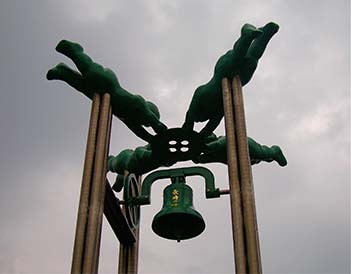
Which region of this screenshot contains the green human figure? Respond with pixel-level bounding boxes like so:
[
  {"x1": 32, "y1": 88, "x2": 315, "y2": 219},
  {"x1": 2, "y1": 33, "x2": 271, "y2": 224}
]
[
  {"x1": 108, "y1": 144, "x2": 177, "y2": 175},
  {"x1": 183, "y1": 22, "x2": 279, "y2": 136},
  {"x1": 47, "y1": 40, "x2": 167, "y2": 143},
  {"x1": 108, "y1": 144, "x2": 175, "y2": 191},
  {"x1": 193, "y1": 134, "x2": 287, "y2": 166}
]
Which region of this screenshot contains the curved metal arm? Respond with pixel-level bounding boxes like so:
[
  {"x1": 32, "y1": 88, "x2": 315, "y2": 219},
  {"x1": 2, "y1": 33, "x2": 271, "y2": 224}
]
[{"x1": 130, "y1": 166, "x2": 220, "y2": 206}]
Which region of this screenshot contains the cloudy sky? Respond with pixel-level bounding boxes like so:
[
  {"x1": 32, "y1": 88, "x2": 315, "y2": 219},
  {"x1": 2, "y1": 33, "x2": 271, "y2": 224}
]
[{"x1": 0, "y1": 1, "x2": 349, "y2": 273}]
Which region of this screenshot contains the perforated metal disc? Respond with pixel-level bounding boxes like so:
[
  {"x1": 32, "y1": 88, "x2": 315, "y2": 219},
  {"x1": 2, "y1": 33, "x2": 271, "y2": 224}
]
[{"x1": 150, "y1": 128, "x2": 204, "y2": 163}]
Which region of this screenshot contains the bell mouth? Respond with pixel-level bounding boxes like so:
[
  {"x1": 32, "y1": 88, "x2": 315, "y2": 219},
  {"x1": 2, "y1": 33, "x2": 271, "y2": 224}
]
[{"x1": 152, "y1": 210, "x2": 205, "y2": 241}]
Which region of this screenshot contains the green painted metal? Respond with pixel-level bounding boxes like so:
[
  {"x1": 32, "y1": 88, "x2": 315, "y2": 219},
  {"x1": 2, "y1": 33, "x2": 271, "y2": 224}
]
[
  {"x1": 127, "y1": 166, "x2": 220, "y2": 207},
  {"x1": 194, "y1": 134, "x2": 287, "y2": 166},
  {"x1": 152, "y1": 182, "x2": 205, "y2": 242},
  {"x1": 182, "y1": 22, "x2": 279, "y2": 136},
  {"x1": 48, "y1": 22, "x2": 287, "y2": 180},
  {"x1": 107, "y1": 128, "x2": 204, "y2": 178},
  {"x1": 47, "y1": 40, "x2": 167, "y2": 143},
  {"x1": 150, "y1": 128, "x2": 204, "y2": 162},
  {"x1": 107, "y1": 130, "x2": 287, "y2": 182}
]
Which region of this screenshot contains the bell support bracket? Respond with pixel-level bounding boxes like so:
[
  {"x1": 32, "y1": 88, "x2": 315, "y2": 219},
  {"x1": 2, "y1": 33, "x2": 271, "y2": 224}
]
[{"x1": 128, "y1": 166, "x2": 221, "y2": 206}]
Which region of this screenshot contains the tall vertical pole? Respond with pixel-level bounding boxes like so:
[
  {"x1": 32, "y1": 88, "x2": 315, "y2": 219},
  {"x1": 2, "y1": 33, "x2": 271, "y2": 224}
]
[
  {"x1": 93, "y1": 106, "x2": 113, "y2": 273},
  {"x1": 71, "y1": 93, "x2": 101, "y2": 274},
  {"x1": 82, "y1": 93, "x2": 112, "y2": 274},
  {"x1": 222, "y1": 78, "x2": 247, "y2": 273},
  {"x1": 118, "y1": 228, "x2": 139, "y2": 274},
  {"x1": 231, "y1": 76, "x2": 262, "y2": 273},
  {"x1": 71, "y1": 92, "x2": 112, "y2": 274}
]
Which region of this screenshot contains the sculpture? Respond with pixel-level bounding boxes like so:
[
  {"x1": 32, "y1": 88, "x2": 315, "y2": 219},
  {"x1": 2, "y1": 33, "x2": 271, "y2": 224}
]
[
  {"x1": 108, "y1": 134, "x2": 287, "y2": 184},
  {"x1": 47, "y1": 22, "x2": 286, "y2": 184},
  {"x1": 182, "y1": 22, "x2": 279, "y2": 136},
  {"x1": 108, "y1": 144, "x2": 173, "y2": 176},
  {"x1": 193, "y1": 134, "x2": 287, "y2": 166},
  {"x1": 107, "y1": 145, "x2": 174, "y2": 191},
  {"x1": 46, "y1": 40, "x2": 167, "y2": 143}
]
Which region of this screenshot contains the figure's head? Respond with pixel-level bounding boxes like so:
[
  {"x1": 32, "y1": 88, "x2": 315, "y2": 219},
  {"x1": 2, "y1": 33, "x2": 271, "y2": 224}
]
[{"x1": 146, "y1": 101, "x2": 160, "y2": 119}]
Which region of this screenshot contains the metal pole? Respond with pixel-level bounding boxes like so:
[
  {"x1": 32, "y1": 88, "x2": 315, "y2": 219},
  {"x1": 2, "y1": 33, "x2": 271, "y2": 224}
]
[
  {"x1": 93, "y1": 106, "x2": 113, "y2": 273},
  {"x1": 118, "y1": 174, "x2": 140, "y2": 274},
  {"x1": 82, "y1": 93, "x2": 112, "y2": 274},
  {"x1": 222, "y1": 78, "x2": 247, "y2": 274},
  {"x1": 71, "y1": 93, "x2": 101, "y2": 274},
  {"x1": 231, "y1": 76, "x2": 262, "y2": 273}
]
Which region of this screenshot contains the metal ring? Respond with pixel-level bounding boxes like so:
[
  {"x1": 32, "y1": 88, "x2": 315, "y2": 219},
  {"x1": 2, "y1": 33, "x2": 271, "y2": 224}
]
[{"x1": 123, "y1": 174, "x2": 141, "y2": 229}]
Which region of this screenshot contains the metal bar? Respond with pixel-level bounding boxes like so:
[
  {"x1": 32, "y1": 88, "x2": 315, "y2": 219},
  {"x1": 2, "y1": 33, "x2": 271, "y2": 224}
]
[
  {"x1": 71, "y1": 93, "x2": 101, "y2": 274},
  {"x1": 82, "y1": 93, "x2": 112, "y2": 274},
  {"x1": 222, "y1": 78, "x2": 247, "y2": 274},
  {"x1": 104, "y1": 180, "x2": 136, "y2": 245},
  {"x1": 93, "y1": 105, "x2": 113, "y2": 273},
  {"x1": 219, "y1": 189, "x2": 231, "y2": 195},
  {"x1": 231, "y1": 76, "x2": 262, "y2": 273},
  {"x1": 118, "y1": 243, "x2": 128, "y2": 274},
  {"x1": 118, "y1": 175, "x2": 141, "y2": 274}
]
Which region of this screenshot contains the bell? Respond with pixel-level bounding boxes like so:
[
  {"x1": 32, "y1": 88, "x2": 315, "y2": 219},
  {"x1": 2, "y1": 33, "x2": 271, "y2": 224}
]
[{"x1": 152, "y1": 182, "x2": 205, "y2": 242}]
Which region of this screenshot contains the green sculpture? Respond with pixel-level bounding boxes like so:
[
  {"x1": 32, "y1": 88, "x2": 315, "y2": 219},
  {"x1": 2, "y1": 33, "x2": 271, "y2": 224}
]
[
  {"x1": 108, "y1": 144, "x2": 175, "y2": 191},
  {"x1": 47, "y1": 22, "x2": 287, "y2": 184},
  {"x1": 47, "y1": 40, "x2": 167, "y2": 143},
  {"x1": 193, "y1": 134, "x2": 287, "y2": 166},
  {"x1": 107, "y1": 144, "x2": 172, "y2": 176},
  {"x1": 182, "y1": 22, "x2": 279, "y2": 136},
  {"x1": 108, "y1": 133, "x2": 286, "y2": 187}
]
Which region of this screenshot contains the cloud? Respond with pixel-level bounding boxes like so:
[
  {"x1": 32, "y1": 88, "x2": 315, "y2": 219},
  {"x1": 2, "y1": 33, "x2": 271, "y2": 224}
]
[
  {"x1": 63, "y1": 0, "x2": 121, "y2": 23},
  {"x1": 289, "y1": 101, "x2": 346, "y2": 141}
]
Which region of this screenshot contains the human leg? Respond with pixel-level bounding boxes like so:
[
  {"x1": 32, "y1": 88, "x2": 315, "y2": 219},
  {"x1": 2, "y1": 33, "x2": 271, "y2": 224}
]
[
  {"x1": 46, "y1": 62, "x2": 94, "y2": 98},
  {"x1": 246, "y1": 22, "x2": 279, "y2": 60},
  {"x1": 239, "y1": 22, "x2": 279, "y2": 85},
  {"x1": 230, "y1": 24, "x2": 262, "y2": 65},
  {"x1": 55, "y1": 40, "x2": 94, "y2": 74},
  {"x1": 248, "y1": 137, "x2": 287, "y2": 166}
]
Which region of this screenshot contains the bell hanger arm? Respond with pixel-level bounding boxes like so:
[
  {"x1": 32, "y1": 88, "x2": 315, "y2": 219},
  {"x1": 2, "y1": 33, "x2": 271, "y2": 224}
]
[
  {"x1": 131, "y1": 166, "x2": 221, "y2": 206},
  {"x1": 181, "y1": 166, "x2": 221, "y2": 199}
]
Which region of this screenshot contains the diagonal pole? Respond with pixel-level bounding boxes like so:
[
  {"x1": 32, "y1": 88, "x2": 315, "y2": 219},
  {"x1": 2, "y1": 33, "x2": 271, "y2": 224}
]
[
  {"x1": 222, "y1": 78, "x2": 247, "y2": 274},
  {"x1": 231, "y1": 76, "x2": 262, "y2": 274}
]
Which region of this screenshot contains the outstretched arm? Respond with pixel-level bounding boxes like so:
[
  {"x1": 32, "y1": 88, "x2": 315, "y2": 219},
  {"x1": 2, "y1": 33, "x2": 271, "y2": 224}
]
[
  {"x1": 182, "y1": 109, "x2": 195, "y2": 131},
  {"x1": 123, "y1": 121, "x2": 155, "y2": 143},
  {"x1": 199, "y1": 114, "x2": 223, "y2": 137}
]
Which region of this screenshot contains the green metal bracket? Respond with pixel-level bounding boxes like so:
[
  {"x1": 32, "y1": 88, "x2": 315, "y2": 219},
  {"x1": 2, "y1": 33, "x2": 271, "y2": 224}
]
[{"x1": 129, "y1": 166, "x2": 220, "y2": 206}]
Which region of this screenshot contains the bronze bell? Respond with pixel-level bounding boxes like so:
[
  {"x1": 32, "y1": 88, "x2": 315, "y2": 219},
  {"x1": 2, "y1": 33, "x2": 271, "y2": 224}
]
[{"x1": 152, "y1": 181, "x2": 205, "y2": 242}]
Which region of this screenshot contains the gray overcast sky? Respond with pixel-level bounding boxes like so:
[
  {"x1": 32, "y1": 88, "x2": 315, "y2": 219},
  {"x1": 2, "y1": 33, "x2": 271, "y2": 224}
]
[{"x1": 0, "y1": 1, "x2": 350, "y2": 273}]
